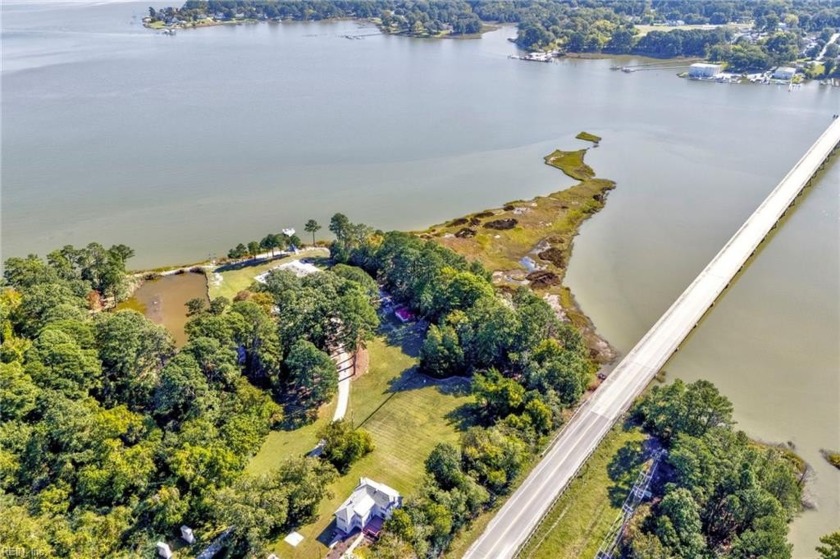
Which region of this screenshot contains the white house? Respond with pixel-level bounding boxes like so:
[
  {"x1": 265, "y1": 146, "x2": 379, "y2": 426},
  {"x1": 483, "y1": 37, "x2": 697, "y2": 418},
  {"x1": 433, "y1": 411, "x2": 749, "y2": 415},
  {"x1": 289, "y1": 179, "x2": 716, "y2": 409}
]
[
  {"x1": 334, "y1": 478, "x2": 402, "y2": 536},
  {"x1": 772, "y1": 66, "x2": 797, "y2": 80},
  {"x1": 688, "y1": 63, "x2": 723, "y2": 78}
]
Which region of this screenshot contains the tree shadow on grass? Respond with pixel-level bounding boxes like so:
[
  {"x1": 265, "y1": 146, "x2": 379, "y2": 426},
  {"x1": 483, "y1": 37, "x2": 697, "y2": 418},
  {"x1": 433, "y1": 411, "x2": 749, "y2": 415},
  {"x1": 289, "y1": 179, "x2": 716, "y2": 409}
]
[
  {"x1": 379, "y1": 318, "x2": 425, "y2": 358},
  {"x1": 444, "y1": 402, "x2": 482, "y2": 432},
  {"x1": 607, "y1": 438, "x2": 648, "y2": 507},
  {"x1": 214, "y1": 253, "x2": 291, "y2": 273}
]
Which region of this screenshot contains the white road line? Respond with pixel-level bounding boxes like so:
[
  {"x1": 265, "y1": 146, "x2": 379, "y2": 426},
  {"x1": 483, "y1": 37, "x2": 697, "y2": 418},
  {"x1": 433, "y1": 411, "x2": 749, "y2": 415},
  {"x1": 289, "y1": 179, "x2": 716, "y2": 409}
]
[{"x1": 463, "y1": 118, "x2": 840, "y2": 559}]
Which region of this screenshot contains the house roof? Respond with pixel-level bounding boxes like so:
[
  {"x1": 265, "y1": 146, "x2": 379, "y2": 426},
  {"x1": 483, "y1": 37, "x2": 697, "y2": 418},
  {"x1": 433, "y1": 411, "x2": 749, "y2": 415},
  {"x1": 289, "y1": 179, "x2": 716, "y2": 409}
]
[{"x1": 334, "y1": 478, "x2": 401, "y2": 523}]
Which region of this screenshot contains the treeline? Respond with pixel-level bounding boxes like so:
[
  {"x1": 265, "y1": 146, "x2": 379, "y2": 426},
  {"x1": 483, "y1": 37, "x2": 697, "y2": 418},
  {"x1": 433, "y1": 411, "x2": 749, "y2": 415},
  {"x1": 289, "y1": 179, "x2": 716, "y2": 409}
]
[
  {"x1": 158, "y1": 0, "x2": 840, "y2": 69},
  {"x1": 0, "y1": 238, "x2": 382, "y2": 555},
  {"x1": 326, "y1": 215, "x2": 594, "y2": 556},
  {"x1": 226, "y1": 230, "x2": 302, "y2": 260},
  {"x1": 4, "y1": 243, "x2": 134, "y2": 308},
  {"x1": 625, "y1": 379, "x2": 805, "y2": 558},
  {"x1": 172, "y1": 0, "x2": 484, "y2": 36}
]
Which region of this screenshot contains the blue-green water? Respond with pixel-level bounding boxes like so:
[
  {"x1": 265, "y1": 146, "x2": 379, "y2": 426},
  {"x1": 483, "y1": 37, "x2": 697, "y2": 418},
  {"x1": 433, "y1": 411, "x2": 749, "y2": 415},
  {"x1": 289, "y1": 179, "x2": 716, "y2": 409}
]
[{"x1": 2, "y1": 2, "x2": 838, "y2": 554}]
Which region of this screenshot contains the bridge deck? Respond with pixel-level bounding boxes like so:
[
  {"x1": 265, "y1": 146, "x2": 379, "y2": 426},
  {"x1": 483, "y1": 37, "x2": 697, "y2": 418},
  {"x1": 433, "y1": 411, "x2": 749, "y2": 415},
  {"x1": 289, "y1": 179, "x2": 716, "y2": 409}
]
[{"x1": 463, "y1": 117, "x2": 840, "y2": 559}]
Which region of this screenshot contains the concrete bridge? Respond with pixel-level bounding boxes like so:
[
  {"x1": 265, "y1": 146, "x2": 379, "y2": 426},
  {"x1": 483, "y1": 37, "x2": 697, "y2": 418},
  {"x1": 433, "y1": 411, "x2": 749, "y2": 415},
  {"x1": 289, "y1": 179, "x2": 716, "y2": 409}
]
[{"x1": 463, "y1": 117, "x2": 840, "y2": 559}]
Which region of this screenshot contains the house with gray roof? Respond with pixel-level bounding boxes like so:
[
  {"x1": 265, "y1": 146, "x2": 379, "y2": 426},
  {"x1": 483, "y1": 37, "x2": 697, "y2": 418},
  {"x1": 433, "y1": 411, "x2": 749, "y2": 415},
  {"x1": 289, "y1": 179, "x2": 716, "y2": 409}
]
[{"x1": 334, "y1": 478, "x2": 402, "y2": 536}]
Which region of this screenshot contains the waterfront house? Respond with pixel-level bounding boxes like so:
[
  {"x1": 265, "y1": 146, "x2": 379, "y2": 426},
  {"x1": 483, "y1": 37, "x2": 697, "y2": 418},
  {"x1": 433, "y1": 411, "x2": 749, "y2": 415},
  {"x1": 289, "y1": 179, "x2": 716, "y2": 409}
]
[
  {"x1": 334, "y1": 478, "x2": 402, "y2": 537},
  {"x1": 772, "y1": 66, "x2": 797, "y2": 80},
  {"x1": 688, "y1": 63, "x2": 723, "y2": 78}
]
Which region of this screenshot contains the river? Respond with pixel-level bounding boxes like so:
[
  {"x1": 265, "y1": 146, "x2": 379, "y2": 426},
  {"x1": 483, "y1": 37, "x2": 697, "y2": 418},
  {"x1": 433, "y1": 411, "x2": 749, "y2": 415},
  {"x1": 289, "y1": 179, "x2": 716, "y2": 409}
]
[{"x1": 2, "y1": 2, "x2": 838, "y2": 555}]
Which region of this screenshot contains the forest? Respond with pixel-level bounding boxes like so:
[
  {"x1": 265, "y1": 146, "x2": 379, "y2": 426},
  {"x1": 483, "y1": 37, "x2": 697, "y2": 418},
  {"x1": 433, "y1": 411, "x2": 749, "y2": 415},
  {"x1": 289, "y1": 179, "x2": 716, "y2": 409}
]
[
  {"x1": 152, "y1": 0, "x2": 840, "y2": 71},
  {"x1": 0, "y1": 218, "x2": 831, "y2": 557},
  {"x1": 0, "y1": 220, "x2": 592, "y2": 557},
  {"x1": 0, "y1": 240, "x2": 380, "y2": 556}
]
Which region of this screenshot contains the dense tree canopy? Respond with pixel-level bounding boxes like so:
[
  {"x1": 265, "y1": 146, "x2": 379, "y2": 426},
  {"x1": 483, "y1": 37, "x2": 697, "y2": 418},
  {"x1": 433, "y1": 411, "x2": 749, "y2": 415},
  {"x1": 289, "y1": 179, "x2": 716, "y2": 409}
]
[
  {"x1": 0, "y1": 244, "x2": 328, "y2": 557},
  {"x1": 155, "y1": 0, "x2": 840, "y2": 71},
  {"x1": 626, "y1": 380, "x2": 803, "y2": 559}
]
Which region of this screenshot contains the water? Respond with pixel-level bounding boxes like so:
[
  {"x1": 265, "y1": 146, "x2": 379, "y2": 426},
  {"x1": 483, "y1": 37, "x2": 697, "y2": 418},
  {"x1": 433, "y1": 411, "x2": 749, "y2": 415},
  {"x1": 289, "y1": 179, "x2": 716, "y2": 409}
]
[
  {"x1": 565, "y1": 116, "x2": 840, "y2": 553},
  {"x1": 121, "y1": 272, "x2": 208, "y2": 346},
  {"x1": 3, "y1": 2, "x2": 838, "y2": 554}
]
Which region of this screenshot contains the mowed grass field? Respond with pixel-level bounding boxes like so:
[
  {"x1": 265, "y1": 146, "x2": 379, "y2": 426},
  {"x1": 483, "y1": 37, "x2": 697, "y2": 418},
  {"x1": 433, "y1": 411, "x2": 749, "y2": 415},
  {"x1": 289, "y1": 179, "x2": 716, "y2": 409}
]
[
  {"x1": 257, "y1": 332, "x2": 473, "y2": 558},
  {"x1": 208, "y1": 247, "x2": 330, "y2": 300},
  {"x1": 518, "y1": 422, "x2": 647, "y2": 559}
]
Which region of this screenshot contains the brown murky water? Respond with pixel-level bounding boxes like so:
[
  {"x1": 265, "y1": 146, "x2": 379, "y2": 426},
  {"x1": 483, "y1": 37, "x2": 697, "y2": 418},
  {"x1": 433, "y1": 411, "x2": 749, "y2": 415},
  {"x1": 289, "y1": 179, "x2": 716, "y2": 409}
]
[{"x1": 125, "y1": 272, "x2": 208, "y2": 346}]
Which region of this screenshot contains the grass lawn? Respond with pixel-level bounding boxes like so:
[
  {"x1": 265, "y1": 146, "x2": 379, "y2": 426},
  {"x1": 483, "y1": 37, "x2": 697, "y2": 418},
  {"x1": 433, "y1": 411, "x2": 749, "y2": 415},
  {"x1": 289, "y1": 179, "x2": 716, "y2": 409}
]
[
  {"x1": 246, "y1": 399, "x2": 336, "y2": 476},
  {"x1": 518, "y1": 422, "x2": 648, "y2": 559},
  {"x1": 208, "y1": 248, "x2": 330, "y2": 300},
  {"x1": 257, "y1": 332, "x2": 473, "y2": 558}
]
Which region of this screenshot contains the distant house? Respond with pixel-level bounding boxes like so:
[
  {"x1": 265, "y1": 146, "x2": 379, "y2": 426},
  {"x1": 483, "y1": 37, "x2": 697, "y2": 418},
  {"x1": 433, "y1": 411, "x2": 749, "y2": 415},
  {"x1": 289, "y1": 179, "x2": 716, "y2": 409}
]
[
  {"x1": 334, "y1": 478, "x2": 402, "y2": 537},
  {"x1": 772, "y1": 66, "x2": 797, "y2": 80},
  {"x1": 688, "y1": 63, "x2": 723, "y2": 78}
]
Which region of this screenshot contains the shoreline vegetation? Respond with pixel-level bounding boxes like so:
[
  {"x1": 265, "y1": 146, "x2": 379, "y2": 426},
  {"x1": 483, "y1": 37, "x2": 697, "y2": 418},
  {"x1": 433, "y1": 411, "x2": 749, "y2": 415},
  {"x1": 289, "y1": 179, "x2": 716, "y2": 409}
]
[
  {"x1": 144, "y1": 0, "x2": 840, "y2": 78},
  {"x1": 424, "y1": 138, "x2": 617, "y2": 364},
  {"x1": 1, "y1": 130, "x2": 819, "y2": 559},
  {"x1": 575, "y1": 131, "x2": 602, "y2": 144},
  {"x1": 127, "y1": 134, "x2": 617, "y2": 363}
]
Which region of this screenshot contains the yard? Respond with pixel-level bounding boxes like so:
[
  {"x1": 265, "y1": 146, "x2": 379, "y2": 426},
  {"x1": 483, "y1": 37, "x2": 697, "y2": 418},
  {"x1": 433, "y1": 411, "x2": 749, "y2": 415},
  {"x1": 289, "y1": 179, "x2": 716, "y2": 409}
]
[
  {"x1": 208, "y1": 248, "x2": 330, "y2": 300},
  {"x1": 255, "y1": 329, "x2": 474, "y2": 558}
]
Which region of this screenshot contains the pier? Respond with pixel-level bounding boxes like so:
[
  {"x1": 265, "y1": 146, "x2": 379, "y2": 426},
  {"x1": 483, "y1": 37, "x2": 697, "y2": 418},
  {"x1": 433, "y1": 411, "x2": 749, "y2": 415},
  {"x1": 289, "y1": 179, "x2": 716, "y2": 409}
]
[{"x1": 463, "y1": 116, "x2": 840, "y2": 559}]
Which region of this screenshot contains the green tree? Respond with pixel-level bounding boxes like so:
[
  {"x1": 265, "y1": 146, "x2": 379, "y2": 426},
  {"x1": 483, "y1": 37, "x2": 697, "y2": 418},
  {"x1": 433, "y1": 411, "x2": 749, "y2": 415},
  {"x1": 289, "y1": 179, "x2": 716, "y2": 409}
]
[
  {"x1": 278, "y1": 455, "x2": 337, "y2": 524},
  {"x1": 228, "y1": 243, "x2": 248, "y2": 260},
  {"x1": 329, "y1": 213, "x2": 351, "y2": 242},
  {"x1": 285, "y1": 339, "x2": 338, "y2": 412},
  {"x1": 817, "y1": 531, "x2": 840, "y2": 559},
  {"x1": 420, "y1": 324, "x2": 464, "y2": 377},
  {"x1": 304, "y1": 219, "x2": 322, "y2": 245},
  {"x1": 214, "y1": 473, "x2": 290, "y2": 557},
  {"x1": 247, "y1": 241, "x2": 261, "y2": 259},
  {"x1": 635, "y1": 379, "x2": 733, "y2": 442},
  {"x1": 13, "y1": 283, "x2": 87, "y2": 338},
  {"x1": 318, "y1": 419, "x2": 374, "y2": 473},
  {"x1": 153, "y1": 353, "x2": 217, "y2": 422},
  {"x1": 25, "y1": 328, "x2": 102, "y2": 397},
  {"x1": 426, "y1": 442, "x2": 465, "y2": 490},
  {"x1": 95, "y1": 310, "x2": 174, "y2": 409},
  {"x1": 460, "y1": 426, "x2": 527, "y2": 493},
  {"x1": 524, "y1": 338, "x2": 590, "y2": 406},
  {"x1": 654, "y1": 487, "x2": 706, "y2": 558},
  {"x1": 229, "y1": 300, "x2": 283, "y2": 385},
  {"x1": 472, "y1": 368, "x2": 525, "y2": 422},
  {"x1": 0, "y1": 361, "x2": 39, "y2": 421},
  {"x1": 332, "y1": 264, "x2": 379, "y2": 303}
]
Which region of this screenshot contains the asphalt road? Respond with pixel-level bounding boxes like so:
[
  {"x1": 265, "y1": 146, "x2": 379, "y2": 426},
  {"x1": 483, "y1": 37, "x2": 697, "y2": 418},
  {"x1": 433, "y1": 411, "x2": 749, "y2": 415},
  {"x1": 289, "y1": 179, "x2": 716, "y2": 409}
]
[{"x1": 463, "y1": 117, "x2": 840, "y2": 559}]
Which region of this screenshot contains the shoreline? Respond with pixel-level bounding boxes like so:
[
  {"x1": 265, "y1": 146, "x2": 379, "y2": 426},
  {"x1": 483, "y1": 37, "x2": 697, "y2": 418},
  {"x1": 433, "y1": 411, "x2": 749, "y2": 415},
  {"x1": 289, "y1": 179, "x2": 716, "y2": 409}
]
[
  {"x1": 143, "y1": 15, "x2": 497, "y2": 41},
  {"x1": 126, "y1": 140, "x2": 618, "y2": 365},
  {"x1": 423, "y1": 140, "x2": 618, "y2": 365}
]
